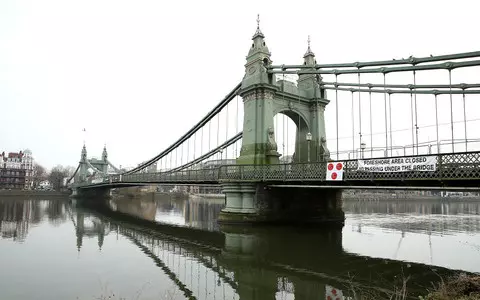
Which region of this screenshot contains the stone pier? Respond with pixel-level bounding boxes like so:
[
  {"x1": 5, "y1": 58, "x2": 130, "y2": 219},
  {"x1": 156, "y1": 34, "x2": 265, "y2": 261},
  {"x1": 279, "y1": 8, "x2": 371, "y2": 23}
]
[
  {"x1": 218, "y1": 183, "x2": 344, "y2": 225},
  {"x1": 71, "y1": 187, "x2": 112, "y2": 199}
]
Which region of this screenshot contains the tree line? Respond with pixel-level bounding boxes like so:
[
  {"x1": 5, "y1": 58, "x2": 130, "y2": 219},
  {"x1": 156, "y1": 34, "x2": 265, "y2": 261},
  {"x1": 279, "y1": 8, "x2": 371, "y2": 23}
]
[{"x1": 32, "y1": 163, "x2": 76, "y2": 190}]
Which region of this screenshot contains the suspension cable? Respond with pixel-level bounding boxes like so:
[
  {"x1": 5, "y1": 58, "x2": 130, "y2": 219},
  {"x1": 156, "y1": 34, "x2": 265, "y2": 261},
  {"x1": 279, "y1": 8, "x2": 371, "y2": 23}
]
[
  {"x1": 208, "y1": 118, "x2": 211, "y2": 154},
  {"x1": 383, "y1": 72, "x2": 388, "y2": 157},
  {"x1": 351, "y1": 89, "x2": 355, "y2": 158},
  {"x1": 193, "y1": 132, "x2": 196, "y2": 162},
  {"x1": 388, "y1": 91, "x2": 393, "y2": 157},
  {"x1": 358, "y1": 72, "x2": 362, "y2": 155},
  {"x1": 369, "y1": 85, "x2": 373, "y2": 158},
  {"x1": 413, "y1": 70, "x2": 419, "y2": 155},
  {"x1": 225, "y1": 102, "x2": 229, "y2": 161},
  {"x1": 217, "y1": 112, "x2": 220, "y2": 156},
  {"x1": 410, "y1": 86, "x2": 415, "y2": 155},
  {"x1": 286, "y1": 108, "x2": 289, "y2": 161},
  {"x1": 296, "y1": 82, "x2": 301, "y2": 163},
  {"x1": 462, "y1": 86, "x2": 468, "y2": 151},
  {"x1": 434, "y1": 92, "x2": 440, "y2": 153},
  {"x1": 236, "y1": 95, "x2": 239, "y2": 157},
  {"x1": 123, "y1": 82, "x2": 241, "y2": 175},
  {"x1": 335, "y1": 74, "x2": 339, "y2": 159},
  {"x1": 448, "y1": 69, "x2": 454, "y2": 152},
  {"x1": 275, "y1": 105, "x2": 279, "y2": 156},
  {"x1": 282, "y1": 74, "x2": 286, "y2": 159}
]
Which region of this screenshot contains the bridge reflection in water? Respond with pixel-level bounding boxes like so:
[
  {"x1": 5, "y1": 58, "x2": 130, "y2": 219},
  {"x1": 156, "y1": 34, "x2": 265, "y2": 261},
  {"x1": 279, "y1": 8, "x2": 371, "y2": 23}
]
[{"x1": 69, "y1": 195, "x2": 480, "y2": 300}]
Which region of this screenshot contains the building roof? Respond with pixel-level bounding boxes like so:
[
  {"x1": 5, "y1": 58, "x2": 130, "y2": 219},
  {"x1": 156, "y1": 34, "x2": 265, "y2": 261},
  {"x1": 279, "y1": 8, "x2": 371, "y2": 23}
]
[{"x1": 8, "y1": 152, "x2": 24, "y2": 159}]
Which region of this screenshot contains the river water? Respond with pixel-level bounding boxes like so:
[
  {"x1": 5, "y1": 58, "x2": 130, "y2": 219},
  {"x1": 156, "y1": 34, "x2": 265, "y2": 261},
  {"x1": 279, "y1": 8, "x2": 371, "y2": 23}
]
[{"x1": 0, "y1": 195, "x2": 479, "y2": 299}]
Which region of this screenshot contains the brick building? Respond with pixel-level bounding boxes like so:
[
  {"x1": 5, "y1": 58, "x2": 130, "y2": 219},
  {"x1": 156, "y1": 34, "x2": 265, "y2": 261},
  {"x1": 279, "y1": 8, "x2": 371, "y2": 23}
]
[{"x1": 0, "y1": 150, "x2": 34, "y2": 189}]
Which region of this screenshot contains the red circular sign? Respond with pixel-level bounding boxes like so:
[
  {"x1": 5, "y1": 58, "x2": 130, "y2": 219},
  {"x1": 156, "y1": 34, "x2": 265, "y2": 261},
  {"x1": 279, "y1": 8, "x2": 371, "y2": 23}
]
[
  {"x1": 336, "y1": 163, "x2": 343, "y2": 170},
  {"x1": 328, "y1": 163, "x2": 334, "y2": 171},
  {"x1": 331, "y1": 172, "x2": 337, "y2": 180}
]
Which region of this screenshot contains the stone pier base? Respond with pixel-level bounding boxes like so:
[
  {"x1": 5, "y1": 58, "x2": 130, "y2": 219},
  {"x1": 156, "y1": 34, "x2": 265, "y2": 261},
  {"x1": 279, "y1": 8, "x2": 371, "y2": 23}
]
[
  {"x1": 71, "y1": 187, "x2": 112, "y2": 199},
  {"x1": 218, "y1": 183, "x2": 344, "y2": 226}
]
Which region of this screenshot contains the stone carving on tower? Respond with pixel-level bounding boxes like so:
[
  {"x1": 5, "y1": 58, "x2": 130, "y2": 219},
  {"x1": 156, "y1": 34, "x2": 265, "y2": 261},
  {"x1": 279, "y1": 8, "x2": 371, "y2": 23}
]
[
  {"x1": 320, "y1": 137, "x2": 330, "y2": 161},
  {"x1": 266, "y1": 127, "x2": 277, "y2": 152},
  {"x1": 266, "y1": 127, "x2": 281, "y2": 163}
]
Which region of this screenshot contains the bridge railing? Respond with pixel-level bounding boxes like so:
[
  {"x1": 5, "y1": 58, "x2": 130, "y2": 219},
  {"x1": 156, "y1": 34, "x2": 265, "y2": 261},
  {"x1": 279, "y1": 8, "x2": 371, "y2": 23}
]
[
  {"x1": 217, "y1": 151, "x2": 480, "y2": 183},
  {"x1": 74, "y1": 151, "x2": 480, "y2": 187}
]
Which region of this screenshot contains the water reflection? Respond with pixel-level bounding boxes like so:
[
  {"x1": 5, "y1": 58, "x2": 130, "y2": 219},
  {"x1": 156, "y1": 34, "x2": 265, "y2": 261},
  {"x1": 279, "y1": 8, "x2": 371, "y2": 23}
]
[
  {"x1": 0, "y1": 199, "x2": 67, "y2": 242},
  {"x1": 73, "y1": 203, "x2": 463, "y2": 300},
  {"x1": 0, "y1": 196, "x2": 479, "y2": 300},
  {"x1": 109, "y1": 194, "x2": 224, "y2": 231},
  {"x1": 343, "y1": 199, "x2": 480, "y2": 273},
  {"x1": 344, "y1": 199, "x2": 480, "y2": 216},
  {"x1": 96, "y1": 196, "x2": 480, "y2": 299}
]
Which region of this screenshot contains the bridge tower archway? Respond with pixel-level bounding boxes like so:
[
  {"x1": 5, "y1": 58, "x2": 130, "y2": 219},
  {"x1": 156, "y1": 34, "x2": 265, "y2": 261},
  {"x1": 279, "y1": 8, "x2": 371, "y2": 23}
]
[
  {"x1": 273, "y1": 109, "x2": 312, "y2": 164},
  {"x1": 237, "y1": 21, "x2": 330, "y2": 165}
]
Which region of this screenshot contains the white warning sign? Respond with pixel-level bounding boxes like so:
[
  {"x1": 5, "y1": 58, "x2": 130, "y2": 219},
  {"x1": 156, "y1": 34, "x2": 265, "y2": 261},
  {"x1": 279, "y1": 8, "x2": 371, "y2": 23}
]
[
  {"x1": 357, "y1": 156, "x2": 437, "y2": 172},
  {"x1": 326, "y1": 161, "x2": 344, "y2": 181}
]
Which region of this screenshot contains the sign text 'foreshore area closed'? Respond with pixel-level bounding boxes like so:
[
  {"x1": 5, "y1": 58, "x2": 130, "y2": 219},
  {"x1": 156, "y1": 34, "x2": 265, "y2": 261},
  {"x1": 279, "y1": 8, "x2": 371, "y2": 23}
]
[{"x1": 357, "y1": 156, "x2": 438, "y2": 172}]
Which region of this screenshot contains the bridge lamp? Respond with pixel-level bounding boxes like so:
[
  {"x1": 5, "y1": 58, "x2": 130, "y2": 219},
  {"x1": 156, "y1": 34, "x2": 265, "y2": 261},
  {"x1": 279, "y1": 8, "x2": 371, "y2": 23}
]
[
  {"x1": 219, "y1": 148, "x2": 224, "y2": 162},
  {"x1": 360, "y1": 142, "x2": 366, "y2": 159},
  {"x1": 306, "y1": 132, "x2": 312, "y2": 163}
]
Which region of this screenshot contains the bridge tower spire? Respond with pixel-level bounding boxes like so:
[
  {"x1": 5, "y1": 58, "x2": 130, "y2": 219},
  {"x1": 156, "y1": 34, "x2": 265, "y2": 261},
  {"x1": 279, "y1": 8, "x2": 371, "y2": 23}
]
[
  {"x1": 77, "y1": 144, "x2": 88, "y2": 183},
  {"x1": 237, "y1": 15, "x2": 279, "y2": 165},
  {"x1": 297, "y1": 36, "x2": 330, "y2": 162},
  {"x1": 102, "y1": 144, "x2": 108, "y2": 162},
  {"x1": 101, "y1": 145, "x2": 109, "y2": 173}
]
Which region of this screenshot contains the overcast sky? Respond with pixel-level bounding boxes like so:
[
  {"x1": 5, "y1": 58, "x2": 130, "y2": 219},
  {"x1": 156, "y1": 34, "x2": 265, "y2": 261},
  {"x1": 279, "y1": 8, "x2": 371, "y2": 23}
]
[{"x1": 1, "y1": 0, "x2": 479, "y2": 169}]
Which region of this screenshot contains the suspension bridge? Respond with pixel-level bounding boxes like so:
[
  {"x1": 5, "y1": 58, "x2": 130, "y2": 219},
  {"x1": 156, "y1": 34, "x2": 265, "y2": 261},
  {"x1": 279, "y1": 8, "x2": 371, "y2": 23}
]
[{"x1": 68, "y1": 17, "x2": 480, "y2": 224}]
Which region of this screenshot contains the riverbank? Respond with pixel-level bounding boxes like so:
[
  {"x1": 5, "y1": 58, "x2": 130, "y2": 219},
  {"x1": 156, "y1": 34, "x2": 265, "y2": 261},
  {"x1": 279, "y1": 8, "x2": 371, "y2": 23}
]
[
  {"x1": 423, "y1": 274, "x2": 480, "y2": 299},
  {"x1": 0, "y1": 190, "x2": 69, "y2": 198}
]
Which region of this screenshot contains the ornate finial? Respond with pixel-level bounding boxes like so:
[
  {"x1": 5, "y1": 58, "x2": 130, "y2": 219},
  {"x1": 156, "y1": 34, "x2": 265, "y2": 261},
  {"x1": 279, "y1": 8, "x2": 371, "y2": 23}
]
[
  {"x1": 253, "y1": 14, "x2": 264, "y2": 38},
  {"x1": 303, "y1": 35, "x2": 315, "y2": 58}
]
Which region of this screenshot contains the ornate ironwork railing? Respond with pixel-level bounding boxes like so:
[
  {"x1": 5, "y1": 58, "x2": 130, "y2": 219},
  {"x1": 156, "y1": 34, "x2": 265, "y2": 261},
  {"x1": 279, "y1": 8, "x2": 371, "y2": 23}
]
[{"x1": 74, "y1": 151, "x2": 480, "y2": 188}]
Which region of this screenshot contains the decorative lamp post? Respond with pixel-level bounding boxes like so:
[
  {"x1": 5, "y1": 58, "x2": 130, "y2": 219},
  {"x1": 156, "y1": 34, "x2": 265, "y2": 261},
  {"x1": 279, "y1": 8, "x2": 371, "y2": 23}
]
[
  {"x1": 306, "y1": 132, "x2": 312, "y2": 163},
  {"x1": 219, "y1": 148, "x2": 224, "y2": 162},
  {"x1": 360, "y1": 142, "x2": 366, "y2": 159}
]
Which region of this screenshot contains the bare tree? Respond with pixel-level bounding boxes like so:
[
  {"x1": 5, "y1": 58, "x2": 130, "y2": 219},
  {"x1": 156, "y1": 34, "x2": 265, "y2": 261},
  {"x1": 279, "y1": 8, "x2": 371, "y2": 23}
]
[
  {"x1": 47, "y1": 165, "x2": 75, "y2": 191},
  {"x1": 32, "y1": 163, "x2": 47, "y2": 188}
]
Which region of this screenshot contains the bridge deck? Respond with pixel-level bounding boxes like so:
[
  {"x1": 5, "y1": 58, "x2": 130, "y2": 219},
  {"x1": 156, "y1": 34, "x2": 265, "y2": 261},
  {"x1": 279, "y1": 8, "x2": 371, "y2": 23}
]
[{"x1": 75, "y1": 151, "x2": 480, "y2": 189}]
